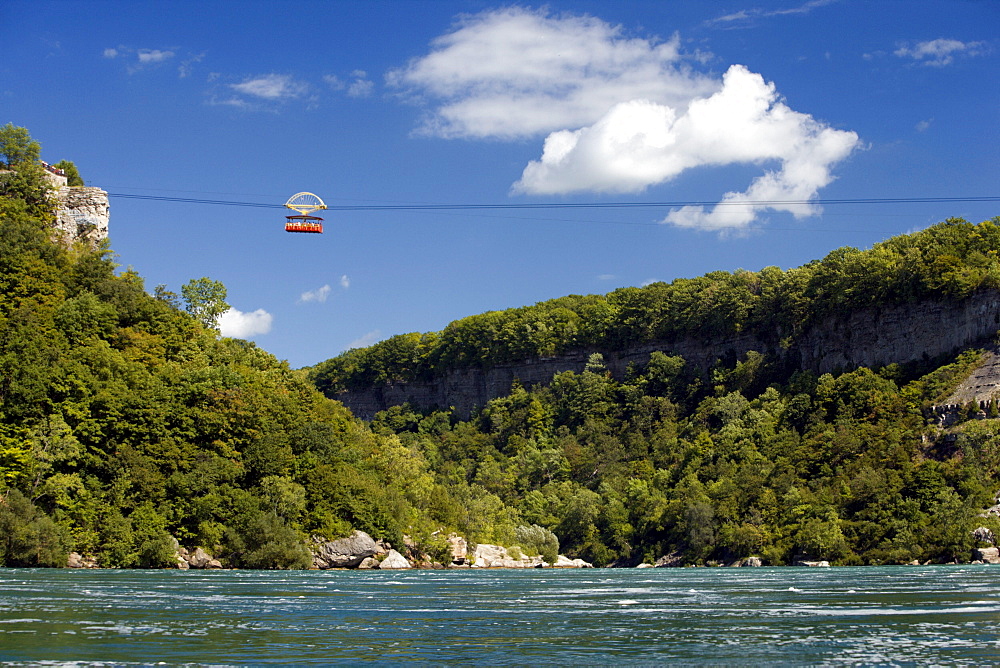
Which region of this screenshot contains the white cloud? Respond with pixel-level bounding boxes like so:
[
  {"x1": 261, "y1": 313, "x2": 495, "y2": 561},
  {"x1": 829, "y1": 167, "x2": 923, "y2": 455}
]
[
  {"x1": 597, "y1": 274, "x2": 616, "y2": 281},
  {"x1": 137, "y1": 48, "x2": 174, "y2": 64},
  {"x1": 388, "y1": 7, "x2": 715, "y2": 139},
  {"x1": 218, "y1": 307, "x2": 273, "y2": 338},
  {"x1": 339, "y1": 274, "x2": 350, "y2": 289},
  {"x1": 230, "y1": 74, "x2": 309, "y2": 100},
  {"x1": 915, "y1": 118, "x2": 933, "y2": 133},
  {"x1": 707, "y1": 0, "x2": 838, "y2": 27},
  {"x1": 348, "y1": 78, "x2": 374, "y2": 98},
  {"x1": 894, "y1": 39, "x2": 987, "y2": 67},
  {"x1": 178, "y1": 53, "x2": 204, "y2": 78},
  {"x1": 516, "y1": 65, "x2": 860, "y2": 231},
  {"x1": 396, "y1": 8, "x2": 859, "y2": 233},
  {"x1": 346, "y1": 330, "x2": 382, "y2": 351},
  {"x1": 103, "y1": 48, "x2": 119, "y2": 58},
  {"x1": 299, "y1": 284, "x2": 332, "y2": 303},
  {"x1": 323, "y1": 74, "x2": 345, "y2": 90}
]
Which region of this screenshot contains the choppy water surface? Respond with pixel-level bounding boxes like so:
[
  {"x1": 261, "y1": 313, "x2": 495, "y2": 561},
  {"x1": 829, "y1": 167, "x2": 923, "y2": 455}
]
[{"x1": 1, "y1": 566, "x2": 998, "y2": 664}]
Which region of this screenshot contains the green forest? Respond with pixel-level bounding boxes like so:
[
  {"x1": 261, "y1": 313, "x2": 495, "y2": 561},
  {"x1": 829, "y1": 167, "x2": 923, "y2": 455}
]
[{"x1": 2, "y1": 125, "x2": 999, "y2": 569}]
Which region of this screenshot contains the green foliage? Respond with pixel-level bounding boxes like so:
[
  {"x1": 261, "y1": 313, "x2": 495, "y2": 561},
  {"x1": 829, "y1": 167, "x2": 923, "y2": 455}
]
[
  {"x1": 0, "y1": 123, "x2": 41, "y2": 167},
  {"x1": 1, "y1": 127, "x2": 997, "y2": 570},
  {"x1": 0, "y1": 489, "x2": 67, "y2": 567},
  {"x1": 181, "y1": 277, "x2": 229, "y2": 330},
  {"x1": 515, "y1": 523, "x2": 559, "y2": 563}
]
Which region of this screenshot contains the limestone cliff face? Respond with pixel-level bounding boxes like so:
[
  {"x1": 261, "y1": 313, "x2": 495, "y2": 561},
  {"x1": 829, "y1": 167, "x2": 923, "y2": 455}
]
[
  {"x1": 54, "y1": 186, "x2": 109, "y2": 247},
  {"x1": 334, "y1": 289, "x2": 1000, "y2": 420}
]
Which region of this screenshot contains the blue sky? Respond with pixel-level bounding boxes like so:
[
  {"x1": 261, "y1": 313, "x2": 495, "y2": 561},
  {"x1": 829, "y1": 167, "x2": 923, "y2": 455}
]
[{"x1": 2, "y1": 0, "x2": 997, "y2": 368}]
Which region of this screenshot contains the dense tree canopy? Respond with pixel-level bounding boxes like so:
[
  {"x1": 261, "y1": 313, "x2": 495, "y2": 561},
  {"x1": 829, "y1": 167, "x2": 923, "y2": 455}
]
[
  {"x1": 2, "y1": 126, "x2": 997, "y2": 569},
  {"x1": 310, "y1": 217, "x2": 1000, "y2": 394}
]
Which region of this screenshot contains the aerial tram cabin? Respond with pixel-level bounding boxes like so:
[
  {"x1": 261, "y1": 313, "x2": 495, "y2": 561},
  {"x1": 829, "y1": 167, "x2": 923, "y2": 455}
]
[
  {"x1": 284, "y1": 192, "x2": 326, "y2": 234},
  {"x1": 285, "y1": 215, "x2": 324, "y2": 233}
]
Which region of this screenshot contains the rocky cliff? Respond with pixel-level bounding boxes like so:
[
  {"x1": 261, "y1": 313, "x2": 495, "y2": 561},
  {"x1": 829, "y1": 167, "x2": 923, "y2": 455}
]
[
  {"x1": 334, "y1": 289, "x2": 1000, "y2": 419},
  {"x1": 53, "y1": 186, "x2": 109, "y2": 247}
]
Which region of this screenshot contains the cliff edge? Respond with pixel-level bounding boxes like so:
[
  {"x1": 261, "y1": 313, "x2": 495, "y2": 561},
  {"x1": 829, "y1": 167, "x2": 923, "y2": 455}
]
[{"x1": 334, "y1": 289, "x2": 1000, "y2": 419}]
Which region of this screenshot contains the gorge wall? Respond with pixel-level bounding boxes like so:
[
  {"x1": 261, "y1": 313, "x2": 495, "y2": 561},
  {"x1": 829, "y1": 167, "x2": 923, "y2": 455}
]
[{"x1": 334, "y1": 289, "x2": 1000, "y2": 420}]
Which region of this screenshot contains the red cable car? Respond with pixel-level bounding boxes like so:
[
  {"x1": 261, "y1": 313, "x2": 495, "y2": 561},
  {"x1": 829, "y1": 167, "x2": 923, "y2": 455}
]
[
  {"x1": 284, "y1": 192, "x2": 326, "y2": 234},
  {"x1": 284, "y1": 214, "x2": 324, "y2": 233}
]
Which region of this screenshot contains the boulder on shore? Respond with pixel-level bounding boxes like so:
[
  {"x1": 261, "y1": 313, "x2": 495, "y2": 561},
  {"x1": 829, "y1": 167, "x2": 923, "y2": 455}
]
[
  {"x1": 972, "y1": 546, "x2": 1000, "y2": 564},
  {"x1": 552, "y1": 555, "x2": 593, "y2": 568},
  {"x1": 654, "y1": 552, "x2": 683, "y2": 568},
  {"x1": 972, "y1": 526, "x2": 996, "y2": 545},
  {"x1": 66, "y1": 552, "x2": 98, "y2": 568},
  {"x1": 448, "y1": 533, "x2": 468, "y2": 565},
  {"x1": 378, "y1": 549, "x2": 411, "y2": 570},
  {"x1": 313, "y1": 530, "x2": 377, "y2": 569}
]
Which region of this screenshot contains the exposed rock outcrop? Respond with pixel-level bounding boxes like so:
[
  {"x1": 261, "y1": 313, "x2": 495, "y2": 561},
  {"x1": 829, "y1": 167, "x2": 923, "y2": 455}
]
[
  {"x1": 654, "y1": 552, "x2": 684, "y2": 568},
  {"x1": 470, "y1": 543, "x2": 591, "y2": 568},
  {"x1": 447, "y1": 533, "x2": 468, "y2": 565},
  {"x1": 335, "y1": 290, "x2": 1000, "y2": 419},
  {"x1": 973, "y1": 526, "x2": 996, "y2": 545},
  {"x1": 54, "y1": 186, "x2": 109, "y2": 248},
  {"x1": 728, "y1": 556, "x2": 762, "y2": 567},
  {"x1": 313, "y1": 530, "x2": 378, "y2": 569},
  {"x1": 972, "y1": 547, "x2": 1000, "y2": 564},
  {"x1": 552, "y1": 555, "x2": 593, "y2": 568},
  {"x1": 66, "y1": 552, "x2": 98, "y2": 568},
  {"x1": 180, "y1": 546, "x2": 223, "y2": 569}
]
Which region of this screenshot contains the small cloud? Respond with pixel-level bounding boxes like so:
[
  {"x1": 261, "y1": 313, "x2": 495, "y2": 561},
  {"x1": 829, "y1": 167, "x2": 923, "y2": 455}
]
[
  {"x1": 339, "y1": 274, "x2": 350, "y2": 289},
  {"x1": 178, "y1": 53, "x2": 205, "y2": 78},
  {"x1": 641, "y1": 278, "x2": 660, "y2": 287},
  {"x1": 218, "y1": 307, "x2": 273, "y2": 338},
  {"x1": 915, "y1": 118, "x2": 933, "y2": 132},
  {"x1": 597, "y1": 274, "x2": 616, "y2": 281},
  {"x1": 894, "y1": 38, "x2": 988, "y2": 67},
  {"x1": 323, "y1": 74, "x2": 345, "y2": 90},
  {"x1": 103, "y1": 47, "x2": 119, "y2": 58},
  {"x1": 299, "y1": 284, "x2": 332, "y2": 303},
  {"x1": 706, "y1": 0, "x2": 838, "y2": 28},
  {"x1": 347, "y1": 78, "x2": 374, "y2": 98},
  {"x1": 230, "y1": 73, "x2": 309, "y2": 100},
  {"x1": 137, "y1": 48, "x2": 174, "y2": 64},
  {"x1": 346, "y1": 329, "x2": 382, "y2": 350}
]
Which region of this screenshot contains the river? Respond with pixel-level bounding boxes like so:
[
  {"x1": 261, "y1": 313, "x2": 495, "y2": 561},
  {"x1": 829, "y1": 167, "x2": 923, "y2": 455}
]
[{"x1": 1, "y1": 566, "x2": 998, "y2": 664}]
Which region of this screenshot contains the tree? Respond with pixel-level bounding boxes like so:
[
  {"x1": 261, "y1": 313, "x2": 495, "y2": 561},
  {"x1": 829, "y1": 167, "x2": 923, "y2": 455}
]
[
  {"x1": 0, "y1": 123, "x2": 41, "y2": 167},
  {"x1": 53, "y1": 160, "x2": 84, "y2": 186},
  {"x1": 181, "y1": 277, "x2": 229, "y2": 330}
]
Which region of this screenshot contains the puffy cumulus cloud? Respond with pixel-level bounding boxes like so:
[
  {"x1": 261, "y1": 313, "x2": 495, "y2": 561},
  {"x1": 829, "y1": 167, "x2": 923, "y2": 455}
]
[
  {"x1": 339, "y1": 274, "x2": 350, "y2": 289},
  {"x1": 516, "y1": 65, "x2": 860, "y2": 231},
  {"x1": 387, "y1": 7, "x2": 715, "y2": 139},
  {"x1": 396, "y1": 8, "x2": 859, "y2": 233},
  {"x1": 229, "y1": 74, "x2": 309, "y2": 100},
  {"x1": 218, "y1": 307, "x2": 273, "y2": 338},
  {"x1": 894, "y1": 38, "x2": 988, "y2": 67},
  {"x1": 299, "y1": 284, "x2": 332, "y2": 303}
]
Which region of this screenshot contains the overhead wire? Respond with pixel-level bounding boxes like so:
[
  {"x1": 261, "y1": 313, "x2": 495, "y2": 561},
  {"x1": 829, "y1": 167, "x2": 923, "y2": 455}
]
[{"x1": 106, "y1": 192, "x2": 1000, "y2": 212}]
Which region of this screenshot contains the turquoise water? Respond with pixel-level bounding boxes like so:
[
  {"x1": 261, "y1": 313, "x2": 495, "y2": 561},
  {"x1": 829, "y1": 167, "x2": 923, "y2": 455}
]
[{"x1": 1, "y1": 566, "x2": 998, "y2": 664}]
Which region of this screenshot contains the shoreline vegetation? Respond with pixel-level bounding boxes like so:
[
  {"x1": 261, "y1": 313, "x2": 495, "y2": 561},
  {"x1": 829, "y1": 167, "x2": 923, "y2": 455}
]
[{"x1": 1, "y1": 126, "x2": 999, "y2": 572}]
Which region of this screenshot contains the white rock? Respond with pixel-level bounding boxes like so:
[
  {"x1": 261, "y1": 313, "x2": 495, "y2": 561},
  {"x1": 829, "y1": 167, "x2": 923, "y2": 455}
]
[{"x1": 378, "y1": 549, "x2": 411, "y2": 570}]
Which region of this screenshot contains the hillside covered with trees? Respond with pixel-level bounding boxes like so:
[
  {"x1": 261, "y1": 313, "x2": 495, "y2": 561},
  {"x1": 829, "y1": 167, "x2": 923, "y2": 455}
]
[
  {"x1": 310, "y1": 217, "x2": 1000, "y2": 393},
  {"x1": 1, "y1": 125, "x2": 998, "y2": 569}
]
